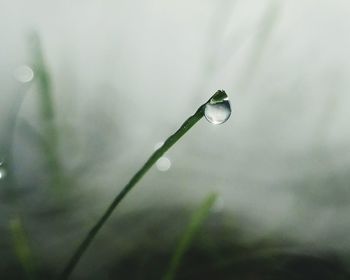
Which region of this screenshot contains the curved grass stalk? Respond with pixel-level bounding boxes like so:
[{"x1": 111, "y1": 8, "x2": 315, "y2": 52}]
[{"x1": 59, "y1": 94, "x2": 218, "y2": 279}]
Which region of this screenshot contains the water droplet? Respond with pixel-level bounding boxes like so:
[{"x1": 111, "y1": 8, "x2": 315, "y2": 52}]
[
  {"x1": 13, "y1": 65, "x2": 34, "y2": 83},
  {"x1": 204, "y1": 90, "x2": 231, "y2": 125},
  {"x1": 156, "y1": 157, "x2": 171, "y2": 172},
  {"x1": 154, "y1": 141, "x2": 164, "y2": 151}
]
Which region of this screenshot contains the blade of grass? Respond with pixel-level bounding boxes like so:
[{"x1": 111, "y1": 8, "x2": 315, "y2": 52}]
[
  {"x1": 191, "y1": 0, "x2": 237, "y2": 100},
  {"x1": 1, "y1": 84, "x2": 31, "y2": 196},
  {"x1": 238, "y1": 0, "x2": 281, "y2": 89},
  {"x1": 9, "y1": 216, "x2": 37, "y2": 280},
  {"x1": 58, "y1": 91, "x2": 225, "y2": 279},
  {"x1": 162, "y1": 193, "x2": 217, "y2": 280},
  {"x1": 30, "y1": 32, "x2": 55, "y2": 131},
  {"x1": 29, "y1": 32, "x2": 63, "y2": 192}
]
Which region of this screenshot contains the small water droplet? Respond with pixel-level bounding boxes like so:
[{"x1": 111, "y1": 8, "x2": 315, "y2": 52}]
[
  {"x1": 154, "y1": 141, "x2": 164, "y2": 151},
  {"x1": 13, "y1": 65, "x2": 34, "y2": 83},
  {"x1": 156, "y1": 157, "x2": 171, "y2": 172},
  {"x1": 0, "y1": 161, "x2": 7, "y2": 180},
  {"x1": 204, "y1": 90, "x2": 231, "y2": 125}
]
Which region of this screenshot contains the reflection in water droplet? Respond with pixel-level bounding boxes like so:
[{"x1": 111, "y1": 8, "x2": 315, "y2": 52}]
[
  {"x1": 156, "y1": 157, "x2": 171, "y2": 172},
  {"x1": 204, "y1": 90, "x2": 231, "y2": 125},
  {"x1": 13, "y1": 65, "x2": 34, "y2": 83}
]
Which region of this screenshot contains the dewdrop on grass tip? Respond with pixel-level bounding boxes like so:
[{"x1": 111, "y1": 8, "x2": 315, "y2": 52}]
[{"x1": 204, "y1": 90, "x2": 231, "y2": 125}]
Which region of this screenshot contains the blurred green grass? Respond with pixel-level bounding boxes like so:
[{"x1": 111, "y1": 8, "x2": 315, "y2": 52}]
[{"x1": 1, "y1": 1, "x2": 350, "y2": 279}]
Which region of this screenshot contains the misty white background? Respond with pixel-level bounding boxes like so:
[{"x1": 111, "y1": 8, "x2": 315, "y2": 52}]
[{"x1": 1, "y1": 0, "x2": 350, "y2": 254}]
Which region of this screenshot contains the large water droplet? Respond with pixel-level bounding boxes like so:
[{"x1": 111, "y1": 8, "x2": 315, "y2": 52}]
[{"x1": 204, "y1": 90, "x2": 231, "y2": 125}]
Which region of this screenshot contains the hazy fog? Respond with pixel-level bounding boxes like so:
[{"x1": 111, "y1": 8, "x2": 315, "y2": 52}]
[{"x1": 1, "y1": 0, "x2": 350, "y2": 254}]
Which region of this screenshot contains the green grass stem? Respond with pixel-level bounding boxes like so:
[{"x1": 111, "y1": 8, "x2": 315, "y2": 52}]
[
  {"x1": 238, "y1": 0, "x2": 281, "y2": 89},
  {"x1": 162, "y1": 193, "x2": 217, "y2": 280},
  {"x1": 30, "y1": 33, "x2": 63, "y2": 193},
  {"x1": 9, "y1": 216, "x2": 37, "y2": 280},
  {"x1": 59, "y1": 93, "x2": 221, "y2": 279}
]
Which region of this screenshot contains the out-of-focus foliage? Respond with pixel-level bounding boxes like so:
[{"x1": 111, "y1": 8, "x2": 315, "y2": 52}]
[{"x1": 1, "y1": 0, "x2": 350, "y2": 278}]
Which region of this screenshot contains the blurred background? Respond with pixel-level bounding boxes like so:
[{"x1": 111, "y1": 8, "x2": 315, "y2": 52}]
[{"x1": 1, "y1": 0, "x2": 350, "y2": 279}]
